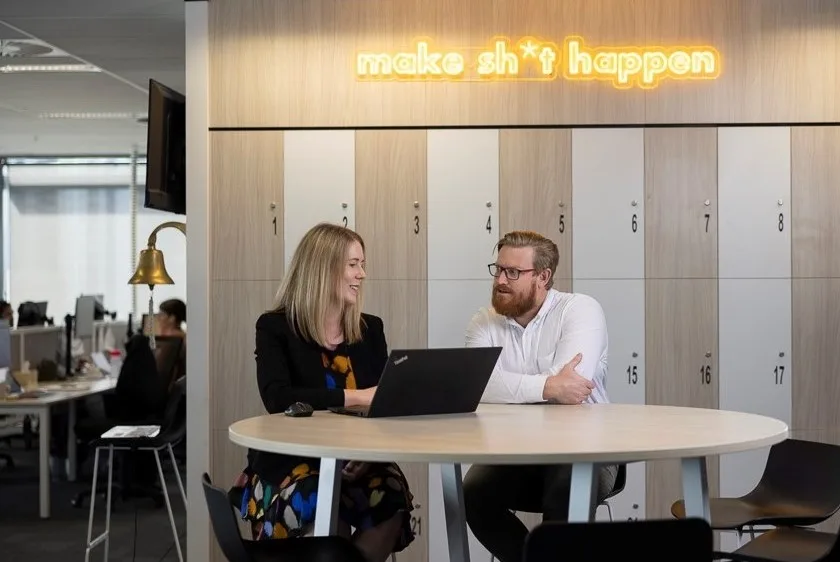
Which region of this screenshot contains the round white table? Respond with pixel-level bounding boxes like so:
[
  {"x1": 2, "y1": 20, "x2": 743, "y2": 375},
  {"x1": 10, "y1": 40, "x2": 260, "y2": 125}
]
[{"x1": 229, "y1": 403, "x2": 788, "y2": 562}]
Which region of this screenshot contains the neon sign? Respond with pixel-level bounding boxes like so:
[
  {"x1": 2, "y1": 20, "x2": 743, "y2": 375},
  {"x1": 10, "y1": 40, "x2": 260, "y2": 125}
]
[{"x1": 355, "y1": 36, "x2": 720, "y2": 89}]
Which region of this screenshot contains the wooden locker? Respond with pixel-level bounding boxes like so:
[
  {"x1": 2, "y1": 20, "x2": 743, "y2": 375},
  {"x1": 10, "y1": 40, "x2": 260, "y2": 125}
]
[
  {"x1": 792, "y1": 126, "x2": 840, "y2": 279},
  {"x1": 427, "y1": 129, "x2": 499, "y2": 281},
  {"x1": 574, "y1": 279, "x2": 646, "y2": 522},
  {"x1": 355, "y1": 130, "x2": 427, "y2": 281},
  {"x1": 499, "y1": 129, "x2": 572, "y2": 283},
  {"x1": 283, "y1": 130, "x2": 355, "y2": 268},
  {"x1": 209, "y1": 280, "x2": 279, "y2": 432},
  {"x1": 792, "y1": 279, "x2": 840, "y2": 431},
  {"x1": 718, "y1": 279, "x2": 791, "y2": 512},
  {"x1": 645, "y1": 279, "x2": 719, "y2": 519},
  {"x1": 572, "y1": 128, "x2": 645, "y2": 280},
  {"x1": 644, "y1": 128, "x2": 718, "y2": 279},
  {"x1": 210, "y1": 131, "x2": 285, "y2": 280},
  {"x1": 718, "y1": 127, "x2": 791, "y2": 279}
]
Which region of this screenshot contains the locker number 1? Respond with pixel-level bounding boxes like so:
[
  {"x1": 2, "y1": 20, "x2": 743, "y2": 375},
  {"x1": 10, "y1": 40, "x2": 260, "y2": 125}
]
[
  {"x1": 272, "y1": 216, "x2": 277, "y2": 236},
  {"x1": 627, "y1": 365, "x2": 638, "y2": 385},
  {"x1": 774, "y1": 365, "x2": 785, "y2": 384},
  {"x1": 700, "y1": 365, "x2": 711, "y2": 385}
]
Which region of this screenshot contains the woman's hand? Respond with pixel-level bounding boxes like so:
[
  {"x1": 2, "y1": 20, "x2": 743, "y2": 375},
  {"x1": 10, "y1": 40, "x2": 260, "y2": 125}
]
[
  {"x1": 342, "y1": 461, "x2": 371, "y2": 482},
  {"x1": 344, "y1": 386, "x2": 377, "y2": 407}
]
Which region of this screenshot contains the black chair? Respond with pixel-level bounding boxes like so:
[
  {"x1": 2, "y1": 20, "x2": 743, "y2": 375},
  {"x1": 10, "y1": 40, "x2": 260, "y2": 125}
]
[
  {"x1": 202, "y1": 473, "x2": 368, "y2": 562},
  {"x1": 84, "y1": 376, "x2": 187, "y2": 562},
  {"x1": 714, "y1": 527, "x2": 840, "y2": 562},
  {"x1": 525, "y1": 518, "x2": 713, "y2": 561},
  {"x1": 671, "y1": 439, "x2": 840, "y2": 540}
]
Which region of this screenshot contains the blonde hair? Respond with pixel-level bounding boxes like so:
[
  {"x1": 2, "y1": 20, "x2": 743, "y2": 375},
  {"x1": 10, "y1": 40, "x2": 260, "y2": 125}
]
[
  {"x1": 496, "y1": 230, "x2": 559, "y2": 289},
  {"x1": 272, "y1": 223, "x2": 366, "y2": 346}
]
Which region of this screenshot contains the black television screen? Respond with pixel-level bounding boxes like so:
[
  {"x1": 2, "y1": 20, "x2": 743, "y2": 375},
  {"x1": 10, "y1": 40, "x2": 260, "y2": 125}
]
[{"x1": 145, "y1": 79, "x2": 186, "y2": 215}]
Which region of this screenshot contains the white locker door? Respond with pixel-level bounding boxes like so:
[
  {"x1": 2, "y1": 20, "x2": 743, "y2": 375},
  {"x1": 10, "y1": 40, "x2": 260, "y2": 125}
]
[
  {"x1": 572, "y1": 128, "x2": 645, "y2": 279},
  {"x1": 718, "y1": 127, "x2": 791, "y2": 279},
  {"x1": 427, "y1": 129, "x2": 499, "y2": 562},
  {"x1": 427, "y1": 129, "x2": 500, "y2": 280},
  {"x1": 283, "y1": 130, "x2": 356, "y2": 268},
  {"x1": 573, "y1": 279, "x2": 646, "y2": 522},
  {"x1": 719, "y1": 278, "x2": 791, "y2": 550}
]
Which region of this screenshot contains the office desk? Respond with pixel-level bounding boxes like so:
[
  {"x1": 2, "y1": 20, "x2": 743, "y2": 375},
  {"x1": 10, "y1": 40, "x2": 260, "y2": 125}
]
[
  {"x1": 229, "y1": 402, "x2": 788, "y2": 562},
  {"x1": 0, "y1": 377, "x2": 118, "y2": 518}
]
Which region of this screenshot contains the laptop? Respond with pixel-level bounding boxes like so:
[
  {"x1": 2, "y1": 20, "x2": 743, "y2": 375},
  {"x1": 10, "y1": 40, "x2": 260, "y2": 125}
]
[{"x1": 329, "y1": 346, "x2": 502, "y2": 418}]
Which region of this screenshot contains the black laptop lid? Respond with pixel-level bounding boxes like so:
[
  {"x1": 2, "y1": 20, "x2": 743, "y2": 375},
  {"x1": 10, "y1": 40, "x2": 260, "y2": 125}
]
[{"x1": 366, "y1": 347, "x2": 502, "y2": 418}]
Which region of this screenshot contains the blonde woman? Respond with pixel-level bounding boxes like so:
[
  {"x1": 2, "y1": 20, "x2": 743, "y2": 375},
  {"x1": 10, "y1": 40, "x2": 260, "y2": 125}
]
[{"x1": 231, "y1": 223, "x2": 415, "y2": 562}]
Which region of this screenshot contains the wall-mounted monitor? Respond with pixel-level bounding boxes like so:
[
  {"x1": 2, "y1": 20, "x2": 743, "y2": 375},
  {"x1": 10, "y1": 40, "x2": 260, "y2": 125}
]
[{"x1": 144, "y1": 79, "x2": 186, "y2": 215}]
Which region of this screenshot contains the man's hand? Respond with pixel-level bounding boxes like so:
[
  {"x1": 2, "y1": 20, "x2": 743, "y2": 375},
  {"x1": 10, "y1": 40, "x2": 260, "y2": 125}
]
[
  {"x1": 541, "y1": 353, "x2": 595, "y2": 404},
  {"x1": 342, "y1": 461, "x2": 371, "y2": 482}
]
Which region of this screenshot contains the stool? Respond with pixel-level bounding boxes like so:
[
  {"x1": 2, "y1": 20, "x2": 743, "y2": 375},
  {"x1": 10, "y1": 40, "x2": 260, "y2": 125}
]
[{"x1": 84, "y1": 440, "x2": 186, "y2": 562}]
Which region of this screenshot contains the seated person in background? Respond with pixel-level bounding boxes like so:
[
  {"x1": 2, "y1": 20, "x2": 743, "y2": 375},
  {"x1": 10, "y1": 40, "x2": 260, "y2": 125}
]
[
  {"x1": 230, "y1": 222, "x2": 415, "y2": 562},
  {"x1": 155, "y1": 298, "x2": 186, "y2": 388},
  {"x1": 463, "y1": 230, "x2": 616, "y2": 562},
  {"x1": 0, "y1": 300, "x2": 13, "y2": 326}
]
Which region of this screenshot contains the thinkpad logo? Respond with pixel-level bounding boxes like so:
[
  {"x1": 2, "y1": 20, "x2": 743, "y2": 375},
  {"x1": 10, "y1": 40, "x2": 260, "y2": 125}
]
[{"x1": 394, "y1": 355, "x2": 408, "y2": 365}]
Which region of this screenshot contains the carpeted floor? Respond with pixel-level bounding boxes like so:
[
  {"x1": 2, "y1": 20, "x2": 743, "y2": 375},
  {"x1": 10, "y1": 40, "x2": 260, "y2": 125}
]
[{"x1": 0, "y1": 435, "x2": 187, "y2": 562}]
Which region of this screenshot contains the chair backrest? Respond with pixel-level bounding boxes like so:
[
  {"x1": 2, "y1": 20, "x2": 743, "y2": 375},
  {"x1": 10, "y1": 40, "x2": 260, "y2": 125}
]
[
  {"x1": 604, "y1": 463, "x2": 627, "y2": 500},
  {"x1": 202, "y1": 472, "x2": 251, "y2": 562},
  {"x1": 752, "y1": 439, "x2": 840, "y2": 518},
  {"x1": 525, "y1": 518, "x2": 712, "y2": 562},
  {"x1": 159, "y1": 376, "x2": 187, "y2": 443}
]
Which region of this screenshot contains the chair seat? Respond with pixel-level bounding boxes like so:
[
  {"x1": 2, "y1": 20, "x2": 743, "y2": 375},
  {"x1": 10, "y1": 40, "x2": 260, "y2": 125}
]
[
  {"x1": 244, "y1": 536, "x2": 368, "y2": 562},
  {"x1": 671, "y1": 498, "x2": 830, "y2": 529},
  {"x1": 724, "y1": 527, "x2": 837, "y2": 562}
]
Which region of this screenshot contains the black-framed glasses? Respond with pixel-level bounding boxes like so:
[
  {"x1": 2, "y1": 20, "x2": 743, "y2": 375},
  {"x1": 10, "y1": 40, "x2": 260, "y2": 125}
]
[{"x1": 488, "y1": 264, "x2": 536, "y2": 280}]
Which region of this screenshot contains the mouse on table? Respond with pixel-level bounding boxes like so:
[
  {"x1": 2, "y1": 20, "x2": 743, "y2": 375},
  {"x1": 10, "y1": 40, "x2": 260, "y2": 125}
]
[{"x1": 284, "y1": 401, "x2": 314, "y2": 417}]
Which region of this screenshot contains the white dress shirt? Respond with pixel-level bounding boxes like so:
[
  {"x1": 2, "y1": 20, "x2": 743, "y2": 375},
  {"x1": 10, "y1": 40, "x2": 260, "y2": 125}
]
[{"x1": 465, "y1": 288, "x2": 609, "y2": 405}]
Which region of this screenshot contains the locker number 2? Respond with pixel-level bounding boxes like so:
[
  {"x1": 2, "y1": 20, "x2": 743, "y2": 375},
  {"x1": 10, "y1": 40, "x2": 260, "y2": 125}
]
[
  {"x1": 700, "y1": 365, "x2": 712, "y2": 385},
  {"x1": 342, "y1": 216, "x2": 348, "y2": 228},
  {"x1": 774, "y1": 365, "x2": 785, "y2": 385},
  {"x1": 627, "y1": 365, "x2": 638, "y2": 385}
]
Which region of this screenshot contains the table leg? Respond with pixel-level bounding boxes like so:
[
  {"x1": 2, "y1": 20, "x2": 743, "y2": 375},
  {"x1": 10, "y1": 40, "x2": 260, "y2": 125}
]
[
  {"x1": 67, "y1": 400, "x2": 77, "y2": 482},
  {"x1": 38, "y1": 407, "x2": 51, "y2": 518},
  {"x1": 681, "y1": 457, "x2": 711, "y2": 522},
  {"x1": 440, "y1": 463, "x2": 470, "y2": 562},
  {"x1": 313, "y1": 457, "x2": 342, "y2": 536},
  {"x1": 568, "y1": 462, "x2": 597, "y2": 522}
]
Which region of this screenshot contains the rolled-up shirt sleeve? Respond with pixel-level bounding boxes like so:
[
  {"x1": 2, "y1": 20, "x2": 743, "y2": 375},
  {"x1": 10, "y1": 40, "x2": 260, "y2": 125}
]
[
  {"x1": 548, "y1": 294, "x2": 608, "y2": 383},
  {"x1": 465, "y1": 310, "x2": 549, "y2": 404}
]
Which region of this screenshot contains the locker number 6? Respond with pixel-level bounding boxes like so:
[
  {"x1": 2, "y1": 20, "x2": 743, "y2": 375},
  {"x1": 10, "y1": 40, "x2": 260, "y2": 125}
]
[{"x1": 631, "y1": 213, "x2": 638, "y2": 233}]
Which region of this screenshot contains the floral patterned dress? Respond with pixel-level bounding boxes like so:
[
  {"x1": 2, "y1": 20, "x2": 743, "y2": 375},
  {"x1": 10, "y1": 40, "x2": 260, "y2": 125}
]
[{"x1": 231, "y1": 348, "x2": 416, "y2": 551}]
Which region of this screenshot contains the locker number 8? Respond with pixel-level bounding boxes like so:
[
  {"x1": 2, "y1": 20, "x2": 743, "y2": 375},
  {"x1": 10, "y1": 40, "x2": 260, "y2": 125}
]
[
  {"x1": 778, "y1": 213, "x2": 784, "y2": 232},
  {"x1": 700, "y1": 365, "x2": 711, "y2": 385}
]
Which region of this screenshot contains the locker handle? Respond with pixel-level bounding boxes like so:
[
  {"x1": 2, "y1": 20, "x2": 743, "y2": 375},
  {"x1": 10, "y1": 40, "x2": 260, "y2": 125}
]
[
  {"x1": 705, "y1": 352, "x2": 711, "y2": 358},
  {"x1": 779, "y1": 352, "x2": 785, "y2": 358},
  {"x1": 632, "y1": 352, "x2": 638, "y2": 358}
]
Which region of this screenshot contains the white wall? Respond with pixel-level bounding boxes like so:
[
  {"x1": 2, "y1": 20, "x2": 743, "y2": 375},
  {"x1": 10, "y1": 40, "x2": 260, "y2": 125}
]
[{"x1": 6, "y1": 163, "x2": 186, "y2": 322}]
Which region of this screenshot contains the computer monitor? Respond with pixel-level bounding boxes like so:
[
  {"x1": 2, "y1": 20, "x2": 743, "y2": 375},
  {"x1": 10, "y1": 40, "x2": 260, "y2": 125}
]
[
  {"x1": 17, "y1": 301, "x2": 47, "y2": 327},
  {"x1": 145, "y1": 79, "x2": 186, "y2": 215},
  {"x1": 75, "y1": 296, "x2": 96, "y2": 339}
]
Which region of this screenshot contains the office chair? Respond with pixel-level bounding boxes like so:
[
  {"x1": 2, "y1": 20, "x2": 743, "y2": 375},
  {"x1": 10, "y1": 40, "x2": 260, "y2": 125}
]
[
  {"x1": 714, "y1": 526, "x2": 840, "y2": 562},
  {"x1": 525, "y1": 518, "x2": 713, "y2": 562},
  {"x1": 671, "y1": 439, "x2": 840, "y2": 545},
  {"x1": 203, "y1": 472, "x2": 369, "y2": 562}
]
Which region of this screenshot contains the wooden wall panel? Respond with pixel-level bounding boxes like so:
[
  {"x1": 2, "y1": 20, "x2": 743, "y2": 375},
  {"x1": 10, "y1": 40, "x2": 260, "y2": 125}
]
[
  {"x1": 210, "y1": 131, "x2": 284, "y2": 280},
  {"x1": 209, "y1": 0, "x2": 840, "y2": 128},
  {"x1": 792, "y1": 127, "x2": 840, "y2": 278},
  {"x1": 644, "y1": 128, "x2": 718, "y2": 279},
  {"x1": 499, "y1": 129, "x2": 573, "y2": 283},
  {"x1": 355, "y1": 130, "x2": 427, "y2": 281},
  {"x1": 792, "y1": 279, "x2": 840, "y2": 432}
]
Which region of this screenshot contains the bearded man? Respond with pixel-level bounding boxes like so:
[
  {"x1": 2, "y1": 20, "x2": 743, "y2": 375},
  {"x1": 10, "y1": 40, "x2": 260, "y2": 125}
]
[{"x1": 463, "y1": 230, "x2": 618, "y2": 562}]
